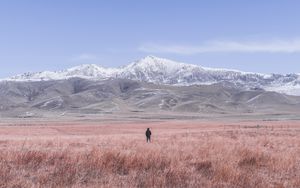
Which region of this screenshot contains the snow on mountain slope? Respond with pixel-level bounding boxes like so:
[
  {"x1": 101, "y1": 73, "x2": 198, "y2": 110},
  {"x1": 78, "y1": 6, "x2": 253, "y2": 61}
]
[
  {"x1": 5, "y1": 64, "x2": 119, "y2": 81},
  {"x1": 118, "y1": 56, "x2": 206, "y2": 84},
  {"x1": 2, "y1": 56, "x2": 300, "y2": 95}
]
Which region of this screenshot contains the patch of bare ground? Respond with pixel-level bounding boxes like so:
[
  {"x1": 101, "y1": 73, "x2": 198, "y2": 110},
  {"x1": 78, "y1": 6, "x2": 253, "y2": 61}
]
[{"x1": 0, "y1": 120, "x2": 300, "y2": 187}]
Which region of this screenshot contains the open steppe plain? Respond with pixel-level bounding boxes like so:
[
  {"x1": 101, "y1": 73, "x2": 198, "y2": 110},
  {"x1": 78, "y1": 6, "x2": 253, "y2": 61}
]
[{"x1": 0, "y1": 115, "x2": 299, "y2": 188}]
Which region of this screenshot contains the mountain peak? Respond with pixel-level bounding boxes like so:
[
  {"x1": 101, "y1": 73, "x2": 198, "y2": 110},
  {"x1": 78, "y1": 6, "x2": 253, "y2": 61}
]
[
  {"x1": 130, "y1": 55, "x2": 193, "y2": 70},
  {"x1": 143, "y1": 55, "x2": 159, "y2": 60}
]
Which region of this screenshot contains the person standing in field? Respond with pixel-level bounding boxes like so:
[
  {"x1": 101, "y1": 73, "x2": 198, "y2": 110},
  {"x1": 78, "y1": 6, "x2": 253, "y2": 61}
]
[{"x1": 145, "y1": 128, "x2": 151, "y2": 143}]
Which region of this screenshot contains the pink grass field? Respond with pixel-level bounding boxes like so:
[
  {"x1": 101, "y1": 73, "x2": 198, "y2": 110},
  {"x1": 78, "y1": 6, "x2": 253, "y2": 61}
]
[{"x1": 0, "y1": 120, "x2": 300, "y2": 187}]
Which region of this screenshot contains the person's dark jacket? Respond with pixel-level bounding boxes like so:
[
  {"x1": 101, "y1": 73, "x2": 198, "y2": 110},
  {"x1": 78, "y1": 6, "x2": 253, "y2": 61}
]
[{"x1": 146, "y1": 129, "x2": 151, "y2": 138}]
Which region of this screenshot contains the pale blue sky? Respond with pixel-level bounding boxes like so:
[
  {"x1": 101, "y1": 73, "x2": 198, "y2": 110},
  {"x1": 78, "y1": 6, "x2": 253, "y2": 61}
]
[{"x1": 1, "y1": 0, "x2": 300, "y2": 77}]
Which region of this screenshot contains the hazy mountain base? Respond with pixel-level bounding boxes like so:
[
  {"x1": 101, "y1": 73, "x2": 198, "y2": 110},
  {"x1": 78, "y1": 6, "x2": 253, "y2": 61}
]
[{"x1": 1, "y1": 78, "x2": 300, "y2": 120}]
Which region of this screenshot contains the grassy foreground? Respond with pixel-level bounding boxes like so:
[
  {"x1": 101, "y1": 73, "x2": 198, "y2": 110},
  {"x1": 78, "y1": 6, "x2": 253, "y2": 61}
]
[{"x1": 0, "y1": 122, "x2": 299, "y2": 187}]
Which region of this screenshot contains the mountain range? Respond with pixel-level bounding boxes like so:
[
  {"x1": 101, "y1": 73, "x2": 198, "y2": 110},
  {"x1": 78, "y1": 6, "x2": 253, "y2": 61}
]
[
  {"x1": 2, "y1": 56, "x2": 300, "y2": 96},
  {"x1": 1, "y1": 56, "x2": 300, "y2": 118},
  {"x1": 1, "y1": 78, "x2": 300, "y2": 118}
]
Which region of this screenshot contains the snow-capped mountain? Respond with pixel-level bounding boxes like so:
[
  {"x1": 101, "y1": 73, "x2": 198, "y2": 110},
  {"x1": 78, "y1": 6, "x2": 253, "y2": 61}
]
[{"x1": 2, "y1": 56, "x2": 300, "y2": 95}]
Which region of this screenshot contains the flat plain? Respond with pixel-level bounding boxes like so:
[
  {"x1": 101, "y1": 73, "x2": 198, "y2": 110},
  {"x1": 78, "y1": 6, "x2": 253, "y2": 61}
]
[{"x1": 0, "y1": 118, "x2": 299, "y2": 188}]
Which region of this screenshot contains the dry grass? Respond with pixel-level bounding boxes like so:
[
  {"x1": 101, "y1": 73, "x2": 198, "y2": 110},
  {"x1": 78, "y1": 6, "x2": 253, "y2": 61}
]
[{"x1": 0, "y1": 120, "x2": 300, "y2": 187}]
